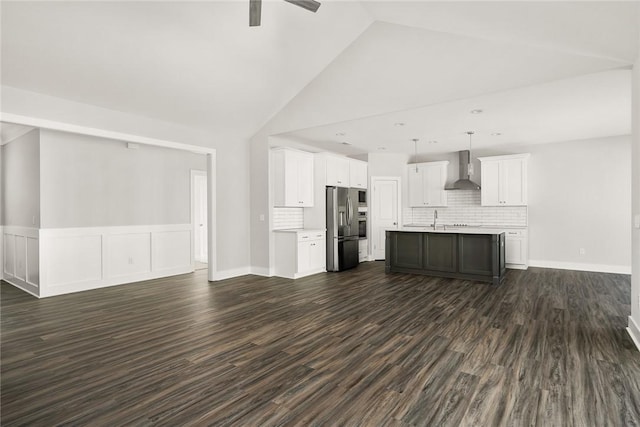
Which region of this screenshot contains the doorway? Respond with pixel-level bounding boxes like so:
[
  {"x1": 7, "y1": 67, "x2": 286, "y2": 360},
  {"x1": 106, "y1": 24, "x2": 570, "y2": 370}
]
[
  {"x1": 191, "y1": 170, "x2": 208, "y2": 270},
  {"x1": 370, "y1": 177, "x2": 401, "y2": 260}
]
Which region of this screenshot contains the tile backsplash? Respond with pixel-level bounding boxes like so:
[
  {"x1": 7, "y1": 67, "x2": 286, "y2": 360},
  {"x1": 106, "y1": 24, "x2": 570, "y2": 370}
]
[
  {"x1": 404, "y1": 190, "x2": 527, "y2": 227},
  {"x1": 273, "y1": 207, "x2": 304, "y2": 230}
]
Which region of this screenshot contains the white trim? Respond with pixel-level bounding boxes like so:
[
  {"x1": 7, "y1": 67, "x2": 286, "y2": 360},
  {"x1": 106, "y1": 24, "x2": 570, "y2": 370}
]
[
  {"x1": 250, "y1": 266, "x2": 273, "y2": 277},
  {"x1": 528, "y1": 259, "x2": 631, "y2": 274},
  {"x1": 3, "y1": 276, "x2": 39, "y2": 297},
  {"x1": 39, "y1": 224, "x2": 193, "y2": 297},
  {"x1": 0, "y1": 113, "x2": 215, "y2": 154},
  {"x1": 3, "y1": 226, "x2": 40, "y2": 292},
  {"x1": 214, "y1": 267, "x2": 252, "y2": 281},
  {"x1": 206, "y1": 153, "x2": 217, "y2": 281},
  {"x1": 627, "y1": 316, "x2": 640, "y2": 352},
  {"x1": 506, "y1": 264, "x2": 528, "y2": 270},
  {"x1": 191, "y1": 169, "x2": 208, "y2": 265}
]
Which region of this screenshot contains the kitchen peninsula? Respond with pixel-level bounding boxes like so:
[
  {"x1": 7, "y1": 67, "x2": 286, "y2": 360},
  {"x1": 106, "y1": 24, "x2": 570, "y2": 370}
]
[{"x1": 385, "y1": 227, "x2": 506, "y2": 285}]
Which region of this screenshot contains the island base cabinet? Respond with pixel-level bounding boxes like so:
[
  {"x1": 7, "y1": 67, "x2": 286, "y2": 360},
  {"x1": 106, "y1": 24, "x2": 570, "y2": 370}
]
[{"x1": 386, "y1": 231, "x2": 505, "y2": 285}]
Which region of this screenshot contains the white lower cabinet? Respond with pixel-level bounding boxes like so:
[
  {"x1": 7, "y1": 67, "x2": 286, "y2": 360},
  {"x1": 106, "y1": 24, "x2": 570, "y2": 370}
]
[
  {"x1": 504, "y1": 229, "x2": 528, "y2": 269},
  {"x1": 274, "y1": 229, "x2": 326, "y2": 279}
]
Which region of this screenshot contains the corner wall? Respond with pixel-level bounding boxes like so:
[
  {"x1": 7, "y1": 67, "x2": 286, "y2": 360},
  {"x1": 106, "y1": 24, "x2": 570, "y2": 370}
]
[
  {"x1": 1, "y1": 86, "x2": 251, "y2": 275},
  {"x1": 629, "y1": 46, "x2": 640, "y2": 349},
  {"x1": 1, "y1": 128, "x2": 41, "y2": 295}
]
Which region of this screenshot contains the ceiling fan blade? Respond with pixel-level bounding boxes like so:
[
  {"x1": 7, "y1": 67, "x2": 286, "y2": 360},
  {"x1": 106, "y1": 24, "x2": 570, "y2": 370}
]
[
  {"x1": 249, "y1": 0, "x2": 262, "y2": 26},
  {"x1": 283, "y1": 0, "x2": 321, "y2": 13}
]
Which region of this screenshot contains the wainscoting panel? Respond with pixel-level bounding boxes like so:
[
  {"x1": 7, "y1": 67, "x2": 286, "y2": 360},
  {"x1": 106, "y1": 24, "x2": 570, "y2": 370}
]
[
  {"x1": 26, "y1": 237, "x2": 39, "y2": 286},
  {"x1": 153, "y1": 230, "x2": 191, "y2": 272},
  {"x1": 4, "y1": 234, "x2": 15, "y2": 277},
  {"x1": 107, "y1": 233, "x2": 151, "y2": 279},
  {"x1": 2, "y1": 227, "x2": 40, "y2": 296},
  {"x1": 38, "y1": 224, "x2": 193, "y2": 297}
]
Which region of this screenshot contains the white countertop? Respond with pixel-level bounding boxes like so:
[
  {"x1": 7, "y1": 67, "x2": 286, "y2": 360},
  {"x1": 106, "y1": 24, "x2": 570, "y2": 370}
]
[
  {"x1": 273, "y1": 228, "x2": 325, "y2": 233},
  {"x1": 398, "y1": 226, "x2": 508, "y2": 234}
]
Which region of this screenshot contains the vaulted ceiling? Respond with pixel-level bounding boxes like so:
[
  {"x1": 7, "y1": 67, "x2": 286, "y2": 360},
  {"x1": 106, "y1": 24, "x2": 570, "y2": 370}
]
[{"x1": 1, "y1": 1, "x2": 638, "y2": 152}]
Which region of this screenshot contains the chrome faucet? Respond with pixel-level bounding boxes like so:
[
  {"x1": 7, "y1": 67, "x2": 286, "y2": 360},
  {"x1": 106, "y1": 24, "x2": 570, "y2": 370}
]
[{"x1": 433, "y1": 210, "x2": 438, "y2": 229}]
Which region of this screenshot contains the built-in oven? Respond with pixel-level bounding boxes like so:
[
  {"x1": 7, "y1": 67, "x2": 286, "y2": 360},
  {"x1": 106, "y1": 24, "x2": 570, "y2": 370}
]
[
  {"x1": 358, "y1": 190, "x2": 367, "y2": 206},
  {"x1": 358, "y1": 211, "x2": 367, "y2": 238}
]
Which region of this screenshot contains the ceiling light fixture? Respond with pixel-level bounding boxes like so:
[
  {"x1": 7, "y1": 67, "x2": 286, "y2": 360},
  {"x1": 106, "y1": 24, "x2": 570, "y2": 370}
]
[
  {"x1": 377, "y1": 147, "x2": 386, "y2": 150},
  {"x1": 394, "y1": 122, "x2": 405, "y2": 127},
  {"x1": 336, "y1": 132, "x2": 346, "y2": 136},
  {"x1": 341, "y1": 141, "x2": 351, "y2": 145},
  {"x1": 428, "y1": 140, "x2": 438, "y2": 144},
  {"x1": 470, "y1": 109, "x2": 483, "y2": 114},
  {"x1": 491, "y1": 132, "x2": 502, "y2": 136},
  {"x1": 466, "y1": 131, "x2": 475, "y2": 176}
]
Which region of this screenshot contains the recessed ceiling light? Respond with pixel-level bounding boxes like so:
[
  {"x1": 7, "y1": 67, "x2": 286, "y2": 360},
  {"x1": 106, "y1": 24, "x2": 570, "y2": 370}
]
[
  {"x1": 394, "y1": 122, "x2": 405, "y2": 127},
  {"x1": 341, "y1": 141, "x2": 351, "y2": 145},
  {"x1": 428, "y1": 140, "x2": 438, "y2": 144},
  {"x1": 470, "y1": 109, "x2": 483, "y2": 114},
  {"x1": 336, "y1": 132, "x2": 346, "y2": 136},
  {"x1": 491, "y1": 132, "x2": 502, "y2": 136},
  {"x1": 377, "y1": 147, "x2": 387, "y2": 150}
]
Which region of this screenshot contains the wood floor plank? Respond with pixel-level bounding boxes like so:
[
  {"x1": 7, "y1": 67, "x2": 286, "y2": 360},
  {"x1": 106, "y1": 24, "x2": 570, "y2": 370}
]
[{"x1": 1, "y1": 262, "x2": 639, "y2": 426}]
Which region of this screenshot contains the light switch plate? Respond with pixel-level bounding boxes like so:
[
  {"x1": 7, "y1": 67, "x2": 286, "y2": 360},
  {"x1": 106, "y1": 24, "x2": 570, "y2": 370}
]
[{"x1": 635, "y1": 214, "x2": 640, "y2": 229}]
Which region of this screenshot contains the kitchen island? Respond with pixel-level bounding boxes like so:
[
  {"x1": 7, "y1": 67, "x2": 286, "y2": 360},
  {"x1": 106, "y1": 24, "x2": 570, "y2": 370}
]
[{"x1": 385, "y1": 227, "x2": 506, "y2": 285}]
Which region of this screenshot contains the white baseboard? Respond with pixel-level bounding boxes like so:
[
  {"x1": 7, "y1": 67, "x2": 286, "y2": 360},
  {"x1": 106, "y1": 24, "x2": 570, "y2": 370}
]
[
  {"x1": 213, "y1": 266, "x2": 251, "y2": 281},
  {"x1": 250, "y1": 266, "x2": 273, "y2": 277},
  {"x1": 506, "y1": 264, "x2": 528, "y2": 270},
  {"x1": 3, "y1": 275, "x2": 39, "y2": 297},
  {"x1": 528, "y1": 260, "x2": 631, "y2": 274},
  {"x1": 628, "y1": 316, "x2": 640, "y2": 352}
]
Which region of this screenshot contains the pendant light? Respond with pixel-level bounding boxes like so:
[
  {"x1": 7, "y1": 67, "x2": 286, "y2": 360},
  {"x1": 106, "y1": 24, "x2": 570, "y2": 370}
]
[
  {"x1": 466, "y1": 131, "x2": 475, "y2": 176},
  {"x1": 412, "y1": 138, "x2": 419, "y2": 172}
]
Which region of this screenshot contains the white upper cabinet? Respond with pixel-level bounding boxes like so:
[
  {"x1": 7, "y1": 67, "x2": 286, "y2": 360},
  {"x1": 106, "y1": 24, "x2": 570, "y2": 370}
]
[
  {"x1": 478, "y1": 154, "x2": 530, "y2": 206},
  {"x1": 407, "y1": 161, "x2": 449, "y2": 207},
  {"x1": 271, "y1": 148, "x2": 314, "y2": 207},
  {"x1": 325, "y1": 155, "x2": 350, "y2": 187},
  {"x1": 349, "y1": 159, "x2": 368, "y2": 189}
]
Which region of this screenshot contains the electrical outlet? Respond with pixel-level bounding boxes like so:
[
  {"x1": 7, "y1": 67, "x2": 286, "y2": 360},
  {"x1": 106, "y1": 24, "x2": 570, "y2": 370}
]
[
  {"x1": 259, "y1": 214, "x2": 265, "y2": 222},
  {"x1": 579, "y1": 248, "x2": 586, "y2": 256}
]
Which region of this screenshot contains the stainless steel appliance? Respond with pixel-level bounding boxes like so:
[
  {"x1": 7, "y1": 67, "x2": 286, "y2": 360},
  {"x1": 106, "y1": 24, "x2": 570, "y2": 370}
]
[
  {"x1": 326, "y1": 186, "x2": 360, "y2": 271},
  {"x1": 358, "y1": 210, "x2": 367, "y2": 238}
]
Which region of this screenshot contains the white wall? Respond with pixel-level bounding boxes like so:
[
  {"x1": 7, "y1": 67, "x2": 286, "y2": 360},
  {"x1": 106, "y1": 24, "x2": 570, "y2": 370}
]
[
  {"x1": 39, "y1": 129, "x2": 205, "y2": 228},
  {"x1": 362, "y1": 137, "x2": 633, "y2": 273},
  {"x1": 1, "y1": 86, "x2": 250, "y2": 273},
  {"x1": 630, "y1": 45, "x2": 640, "y2": 346},
  {"x1": 1, "y1": 128, "x2": 40, "y2": 227},
  {"x1": 525, "y1": 136, "x2": 631, "y2": 272}
]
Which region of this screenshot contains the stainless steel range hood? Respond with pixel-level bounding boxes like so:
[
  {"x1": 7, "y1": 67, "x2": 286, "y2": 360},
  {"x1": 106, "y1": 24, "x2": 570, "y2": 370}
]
[{"x1": 445, "y1": 150, "x2": 481, "y2": 190}]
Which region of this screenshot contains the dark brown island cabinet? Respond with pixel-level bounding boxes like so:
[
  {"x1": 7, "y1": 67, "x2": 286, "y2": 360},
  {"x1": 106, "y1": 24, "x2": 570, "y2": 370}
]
[{"x1": 385, "y1": 230, "x2": 506, "y2": 285}]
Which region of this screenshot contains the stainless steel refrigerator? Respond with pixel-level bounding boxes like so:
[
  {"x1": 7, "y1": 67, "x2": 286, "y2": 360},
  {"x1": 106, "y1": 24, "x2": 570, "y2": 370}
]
[{"x1": 326, "y1": 186, "x2": 360, "y2": 271}]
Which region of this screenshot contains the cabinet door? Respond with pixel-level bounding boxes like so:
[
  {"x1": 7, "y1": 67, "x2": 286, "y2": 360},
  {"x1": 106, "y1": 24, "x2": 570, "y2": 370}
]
[
  {"x1": 407, "y1": 167, "x2": 424, "y2": 207},
  {"x1": 424, "y1": 233, "x2": 457, "y2": 272},
  {"x1": 424, "y1": 164, "x2": 447, "y2": 206},
  {"x1": 297, "y1": 152, "x2": 314, "y2": 206},
  {"x1": 481, "y1": 161, "x2": 501, "y2": 206},
  {"x1": 326, "y1": 156, "x2": 350, "y2": 187},
  {"x1": 502, "y1": 158, "x2": 527, "y2": 205},
  {"x1": 297, "y1": 240, "x2": 312, "y2": 273},
  {"x1": 390, "y1": 232, "x2": 423, "y2": 269},
  {"x1": 350, "y1": 160, "x2": 367, "y2": 189},
  {"x1": 309, "y1": 239, "x2": 326, "y2": 271}
]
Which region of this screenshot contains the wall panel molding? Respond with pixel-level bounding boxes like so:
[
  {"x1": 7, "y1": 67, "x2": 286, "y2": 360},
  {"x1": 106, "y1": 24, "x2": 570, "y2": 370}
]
[
  {"x1": 2, "y1": 226, "x2": 40, "y2": 296},
  {"x1": 38, "y1": 224, "x2": 193, "y2": 297}
]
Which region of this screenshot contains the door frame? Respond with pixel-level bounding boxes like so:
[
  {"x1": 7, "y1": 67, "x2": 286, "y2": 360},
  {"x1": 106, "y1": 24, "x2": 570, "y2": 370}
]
[
  {"x1": 370, "y1": 176, "x2": 402, "y2": 260},
  {"x1": 191, "y1": 170, "x2": 208, "y2": 264}
]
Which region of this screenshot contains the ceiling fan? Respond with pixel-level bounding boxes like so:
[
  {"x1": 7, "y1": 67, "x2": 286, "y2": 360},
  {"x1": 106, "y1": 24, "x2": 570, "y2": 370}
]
[{"x1": 250, "y1": 0, "x2": 321, "y2": 26}]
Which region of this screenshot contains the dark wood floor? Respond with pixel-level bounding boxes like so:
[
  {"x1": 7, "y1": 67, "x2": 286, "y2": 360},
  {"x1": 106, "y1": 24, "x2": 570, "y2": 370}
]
[{"x1": 2, "y1": 262, "x2": 639, "y2": 426}]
